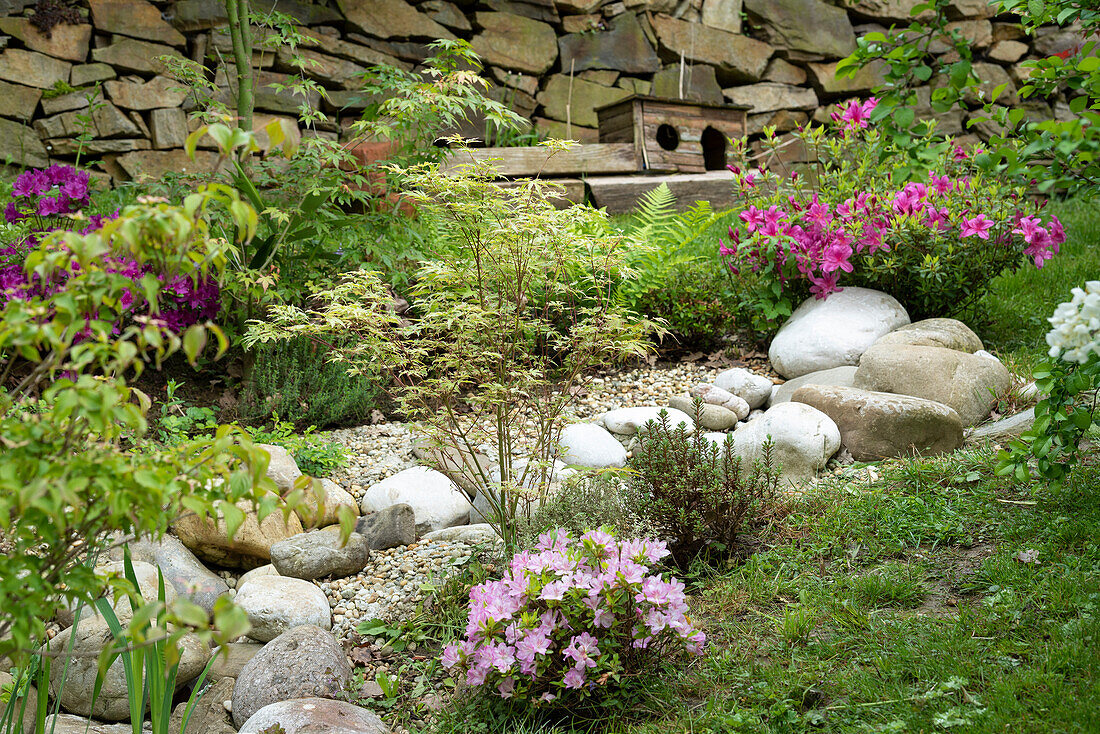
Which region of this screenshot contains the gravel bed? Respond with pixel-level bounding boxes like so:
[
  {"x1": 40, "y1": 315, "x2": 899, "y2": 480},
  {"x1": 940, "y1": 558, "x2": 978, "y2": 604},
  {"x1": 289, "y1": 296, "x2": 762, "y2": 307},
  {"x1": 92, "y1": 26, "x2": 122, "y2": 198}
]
[
  {"x1": 317, "y1": 539, "x2": 473, "y2": 642},
  {"x1": 321, "y1": 362, "x2": 781, "y2": 499}
]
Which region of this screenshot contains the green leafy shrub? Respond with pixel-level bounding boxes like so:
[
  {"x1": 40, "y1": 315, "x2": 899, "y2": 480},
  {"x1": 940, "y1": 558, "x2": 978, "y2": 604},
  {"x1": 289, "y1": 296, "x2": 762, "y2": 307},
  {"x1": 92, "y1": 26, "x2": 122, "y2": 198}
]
[
  {"x1": 630, "y1": 403, "x2": 779, "y2": 567},
  {"x1": 241, "y1": 336, "x2": 385, "y2": 428},
  {"x1": 0, "y1": 189, "x2": 288, "y2": 668},
  {"x1": 840, "y1": 0, "x2": 1100, "y2": 198}
]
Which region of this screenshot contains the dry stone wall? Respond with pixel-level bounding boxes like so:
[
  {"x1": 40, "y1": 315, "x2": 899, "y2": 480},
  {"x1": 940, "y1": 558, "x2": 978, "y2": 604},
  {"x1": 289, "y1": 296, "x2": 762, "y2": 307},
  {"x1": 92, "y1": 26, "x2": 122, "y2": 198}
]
[{"x1": 0, "y1": 0, "x2": 1085, "y2": 181}]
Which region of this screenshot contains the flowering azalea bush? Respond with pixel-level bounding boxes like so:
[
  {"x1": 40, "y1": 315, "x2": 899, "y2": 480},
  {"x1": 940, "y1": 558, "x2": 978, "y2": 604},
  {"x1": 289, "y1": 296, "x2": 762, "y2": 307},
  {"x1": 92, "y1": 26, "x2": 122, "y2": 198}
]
[
  {"x1": 999, "y1": 282, "x2": 1100, "y2": 489},
  {"x1": 720, "y1": 99, "x2": 1065, "y2": 326},
  {"x1": 441, "y1": 529, "x2": 705, "y2": 706},
  {"x1": 2, "y1": 165, "x2": 220, "y2": 332}
]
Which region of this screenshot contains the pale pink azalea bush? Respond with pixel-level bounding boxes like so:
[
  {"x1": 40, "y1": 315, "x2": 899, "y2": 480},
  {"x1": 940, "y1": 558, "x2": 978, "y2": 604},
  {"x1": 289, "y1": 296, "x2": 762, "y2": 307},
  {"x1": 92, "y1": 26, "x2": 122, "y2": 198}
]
[
  {"x1": 721, "y1": 98, "x2": 1065, "y2": 325},
  {"x1": 441, "y1": 529, "x2": 704, "y2": 705}
]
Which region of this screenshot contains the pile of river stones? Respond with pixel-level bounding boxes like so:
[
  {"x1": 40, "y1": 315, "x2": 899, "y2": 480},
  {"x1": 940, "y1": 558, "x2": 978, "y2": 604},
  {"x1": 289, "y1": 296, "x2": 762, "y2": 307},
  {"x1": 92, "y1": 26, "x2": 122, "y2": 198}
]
[{"x1": 19, "y1": 287, "x2": 1036, "y2": 734}]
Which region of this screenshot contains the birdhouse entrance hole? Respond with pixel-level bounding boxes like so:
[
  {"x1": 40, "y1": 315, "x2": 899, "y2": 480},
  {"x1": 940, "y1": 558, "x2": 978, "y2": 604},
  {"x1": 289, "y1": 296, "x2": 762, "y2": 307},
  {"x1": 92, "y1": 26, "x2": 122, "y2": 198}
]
[
  {"x1": 656, "y1": 123, "x2": 679, "y2": 151},
  {"x1": 702, "y1": 126, "x2": 726, "y2": 170}
]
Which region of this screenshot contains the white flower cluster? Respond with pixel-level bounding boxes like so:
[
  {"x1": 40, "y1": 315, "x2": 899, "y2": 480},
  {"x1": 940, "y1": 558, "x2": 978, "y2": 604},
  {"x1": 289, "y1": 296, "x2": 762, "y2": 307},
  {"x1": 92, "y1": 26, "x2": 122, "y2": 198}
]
[{"x1": 1047, "y1": 281, "x2": 1100, "y2": 364}]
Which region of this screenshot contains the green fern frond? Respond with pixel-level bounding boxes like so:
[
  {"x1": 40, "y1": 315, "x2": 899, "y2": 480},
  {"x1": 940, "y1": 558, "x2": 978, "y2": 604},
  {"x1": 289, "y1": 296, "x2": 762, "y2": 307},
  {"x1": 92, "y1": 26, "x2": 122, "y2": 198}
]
[{"x1": 628, "y1": 183, "x2": 678, "y2": 245}]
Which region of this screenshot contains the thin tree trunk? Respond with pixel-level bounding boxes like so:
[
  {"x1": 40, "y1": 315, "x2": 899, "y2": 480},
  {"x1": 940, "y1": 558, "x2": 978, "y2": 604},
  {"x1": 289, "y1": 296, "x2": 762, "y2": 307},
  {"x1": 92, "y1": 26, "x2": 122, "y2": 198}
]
[{"x1": 225, "y1": 0, "x2": 253, "y2": 133}]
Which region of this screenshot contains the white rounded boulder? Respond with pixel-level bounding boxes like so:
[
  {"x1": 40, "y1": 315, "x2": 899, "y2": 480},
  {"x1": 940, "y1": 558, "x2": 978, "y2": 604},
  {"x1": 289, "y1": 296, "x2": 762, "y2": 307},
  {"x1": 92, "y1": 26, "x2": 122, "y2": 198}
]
[
  {"x1": 768, "y1": 287, "x2": 910, "y2": 379},
  {"x1": 601, "y1": 406, "x2": 695, "y2": 435},
  {"x1": 713, "y1": 368, "x2": 774, "y2": 409},
  {"x1": 557, "y1": 423, "x2": 628, "y2": 468},
  {"x1": 361, "y1": 466, "x2": 471, "y2": 534},
  {"x1": 234, "y1": 575, "x2": 331, "y2": 642},
  {"x1": 730, "y1": 402, "x2": 841, "y2": 486}
]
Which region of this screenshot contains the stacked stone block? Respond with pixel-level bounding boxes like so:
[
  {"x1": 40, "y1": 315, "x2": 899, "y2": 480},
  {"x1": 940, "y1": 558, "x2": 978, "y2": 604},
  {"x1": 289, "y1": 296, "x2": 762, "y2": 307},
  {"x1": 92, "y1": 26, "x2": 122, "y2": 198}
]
[{"x1": 0, "y1": 0, "x2": 1086, "y2": 181}]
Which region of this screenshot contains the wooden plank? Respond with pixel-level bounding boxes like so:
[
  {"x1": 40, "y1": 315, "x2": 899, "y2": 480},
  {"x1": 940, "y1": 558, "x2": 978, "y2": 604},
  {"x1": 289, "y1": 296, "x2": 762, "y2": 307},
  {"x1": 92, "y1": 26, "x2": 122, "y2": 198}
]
[
  {"x1": 442, "y1": 143, "x2": 638, "y2": 177},
  {"x1": 586, "y1": 171, "x2": 737, "y2": 214},
  {"x1": 493, "y1": 177, "x2": 586, "y2": 209},
  {"x1": 598, "y1": 107, "x2": 635, "y2": 131}
]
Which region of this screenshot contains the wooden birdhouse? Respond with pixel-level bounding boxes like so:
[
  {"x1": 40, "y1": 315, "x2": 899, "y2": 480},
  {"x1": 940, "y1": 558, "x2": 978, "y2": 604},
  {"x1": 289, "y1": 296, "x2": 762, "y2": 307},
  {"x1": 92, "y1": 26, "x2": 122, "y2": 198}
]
[{"x1": 595, "y1": 95, "x2": 749, "y2": 174}]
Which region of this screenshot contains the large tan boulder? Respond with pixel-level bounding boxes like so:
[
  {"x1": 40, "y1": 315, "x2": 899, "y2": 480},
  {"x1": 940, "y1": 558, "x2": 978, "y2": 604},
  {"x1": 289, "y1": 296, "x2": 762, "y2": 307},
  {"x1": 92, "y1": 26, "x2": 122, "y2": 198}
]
[
  {"x1": 792, "y1": 385, "x2": 965, "y2": 460},
  {"x1": 173, "y1": 498, "x2": 304, "y2": 569},
  {"x1": 855, "y1": 344, "x2": 1012, "y2": 426},
  {"x1": 873, "y1": 318, "x2": 984, "y2": 353}
]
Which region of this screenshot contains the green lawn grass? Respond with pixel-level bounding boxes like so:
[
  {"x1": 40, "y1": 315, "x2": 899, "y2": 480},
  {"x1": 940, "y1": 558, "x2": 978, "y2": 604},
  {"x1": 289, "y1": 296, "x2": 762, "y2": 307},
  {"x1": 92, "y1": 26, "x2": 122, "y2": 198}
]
[{"x1": 429, "y1": 451, "x2": 1100, "y2": 733}]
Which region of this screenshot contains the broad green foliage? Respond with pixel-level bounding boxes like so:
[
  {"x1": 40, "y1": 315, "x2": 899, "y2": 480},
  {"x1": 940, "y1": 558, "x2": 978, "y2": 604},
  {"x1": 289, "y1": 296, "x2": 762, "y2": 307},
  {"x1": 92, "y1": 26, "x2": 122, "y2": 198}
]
[
  {"x1": 837, "y1": 0, "x2": 978, "y2": 179},
  {"x1": 247, "y1": 145, "x2": 658, "y2": 549},
  {"x1": 840, "y1": 0, "x2": 1100, "y2": 195},
  {"x1": 999, "y1": 282, "x2": 1100, "y2": 487},
  {"x1": 0, "y1": 190, "x2": 291, "y2": 665}
]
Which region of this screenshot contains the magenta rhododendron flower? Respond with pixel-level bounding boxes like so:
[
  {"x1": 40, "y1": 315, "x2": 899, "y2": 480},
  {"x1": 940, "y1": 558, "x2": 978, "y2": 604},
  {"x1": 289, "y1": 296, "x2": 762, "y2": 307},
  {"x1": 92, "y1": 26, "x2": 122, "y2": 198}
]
[
  {"x1": 739, "y1": 205, "x2": 766, "y2": 232},
  {"x1": 441, "y1": 529, "x2": 702, "y2": 705},
  {"x1": 832, "y1": 97, "x2": 878, "y2": 131},
  {"x1": 960, "y1": 215, "x2": 994, "y2": 239},
  {"x1": 3, "y1": 165, "x2": 220, "y2": 331},
  {"x1": 719, "y1": 100, "x2": 1062, "y2": 310},
  {"x1": 822, "y1": 242, "x2": 854, "y2": 273}
]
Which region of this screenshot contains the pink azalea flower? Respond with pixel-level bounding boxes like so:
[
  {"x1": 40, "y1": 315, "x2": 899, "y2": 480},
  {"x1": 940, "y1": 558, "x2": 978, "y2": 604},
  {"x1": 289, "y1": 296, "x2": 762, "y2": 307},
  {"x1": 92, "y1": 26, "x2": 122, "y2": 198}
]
[
  {"x1": 835, "y1": 97, "x2": 878, "y2": 130},
  {"x1": 928, "y1": 173, "x2": 953, "y2": 196},
  {"x1": 762, "y1": 205, "x2": 787, "y2": 227},
  {"x1": 805, "y1": 201, "x2": 832, "y2": 226},
  {"x1": 924, "y1": 206, "x2": 952, "y2": 231},
  {"x1": 1013, "y1": 216, "x2": 1043, "y2": 243},
  {"x1": 441, "y1": 643, "x2": 462, "y2": 669},
  {"x1": 808, "y1": 271, "x2": 841, "y2": 299},
  {"x1": 821, "y1": 242, "x2": 854, "y2": 273},
  {"x1": 563, "y1": 668, "x2": 586, "y2": 689},
  {"x1": 892, "y1": 189, "x2": 924, "y2": 216},
  {"x1": 1048, "y1": 215, "x2": 1066, "y2": 246},
  {"x1": 740, "y1": 206, "x2": 766, "y2": 232},
  {"x1": 960, "y1": 215, "x2": 993, "y2": 240}
]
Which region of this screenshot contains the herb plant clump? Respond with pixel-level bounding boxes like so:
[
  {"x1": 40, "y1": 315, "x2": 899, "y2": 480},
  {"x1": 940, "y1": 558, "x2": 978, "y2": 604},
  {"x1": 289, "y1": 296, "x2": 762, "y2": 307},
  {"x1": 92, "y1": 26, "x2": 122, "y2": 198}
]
[
  {"x1": 519, "y1": 473, "x2": 651, "y2": 548},
  {"x1": 441, "y1": 529, "x2": 704, "y2": 707},
  {"x1": 721, "y1": 100, "x2": 1065, "y2": 326},
  {"x1": 630, "y1": 405, "x2": 779, "y2": 567}
]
